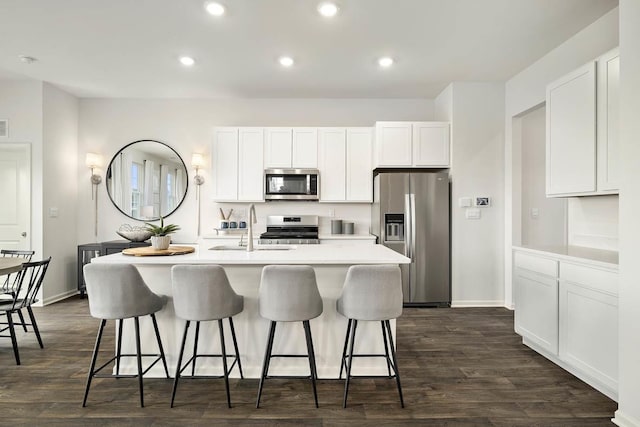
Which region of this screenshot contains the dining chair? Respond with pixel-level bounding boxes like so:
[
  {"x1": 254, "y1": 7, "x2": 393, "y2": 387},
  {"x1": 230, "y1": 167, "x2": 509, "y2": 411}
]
[
  {"x1": 1, "y1": 250, "x2": 36, "y2": 333},
  {"x1": 0, "y1": 257, "x2": 51, "y2": 365}
]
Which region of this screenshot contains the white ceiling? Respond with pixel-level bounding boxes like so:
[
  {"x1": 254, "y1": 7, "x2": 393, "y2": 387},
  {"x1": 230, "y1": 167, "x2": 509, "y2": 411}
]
[{"x1": 0, "y1": 0, "x2": 617, "y2": 99}]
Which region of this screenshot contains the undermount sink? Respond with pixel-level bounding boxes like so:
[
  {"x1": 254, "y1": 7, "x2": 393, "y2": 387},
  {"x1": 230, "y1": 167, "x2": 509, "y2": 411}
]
[{"x1": 209, "y1": 245, "x2": 295, "y2": 251}]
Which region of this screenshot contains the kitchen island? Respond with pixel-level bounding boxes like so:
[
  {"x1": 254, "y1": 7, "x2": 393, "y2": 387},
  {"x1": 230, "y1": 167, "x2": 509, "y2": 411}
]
[{"x1": 90, "y1": 243, "x2": 410, "y2": 378}]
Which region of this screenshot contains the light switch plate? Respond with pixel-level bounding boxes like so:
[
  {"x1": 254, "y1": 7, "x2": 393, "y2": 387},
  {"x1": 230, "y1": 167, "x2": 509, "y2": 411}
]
[
  {"x1": 475, "y1": 196, "x2": 491, "y2": 207},
  {"x1": 458, "y1": 197, "x2": 473, "y2": 208},
  {"x1": 48, "y1": 207, "x2": 59, "y2": 218},
  {"x1": 465, "y1": 208, "x2": 481, "y2": 219}
]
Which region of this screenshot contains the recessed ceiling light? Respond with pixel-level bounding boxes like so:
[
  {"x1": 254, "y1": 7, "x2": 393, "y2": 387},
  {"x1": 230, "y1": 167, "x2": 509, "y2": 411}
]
[
  {"x1": 18, "y1": 55, "x2": 37, "y2": 64},
  {"x1": 378, "y1": 57, "x2": 394, "y2": 68},
  {"x1": 279, "y1": 56, "x2": 294, "y2": 67},
  {"x1": 205, "y1": 2, "x2": 225, "y2": 16},
  {"x1": 318, "y1": 2, "x2": 339, "y2": 17},
  {"x1": 179, "y1": 56, "x2": 195, "y2": 66}
]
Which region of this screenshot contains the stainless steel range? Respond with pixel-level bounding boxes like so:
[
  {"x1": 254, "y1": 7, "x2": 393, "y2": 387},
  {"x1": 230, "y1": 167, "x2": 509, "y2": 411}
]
[{"x1": 259, "y1": 215, "x2": 319, "y2": 244}]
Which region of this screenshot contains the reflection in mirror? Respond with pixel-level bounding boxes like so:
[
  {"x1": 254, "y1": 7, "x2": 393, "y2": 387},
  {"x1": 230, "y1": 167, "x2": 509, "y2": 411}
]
[{"x1": 106, "y1": 140, "x2": 188, "y2": 221}]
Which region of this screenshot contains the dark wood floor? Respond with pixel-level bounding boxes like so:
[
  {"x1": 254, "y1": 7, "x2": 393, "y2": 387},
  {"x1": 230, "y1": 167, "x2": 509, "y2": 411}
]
[{"x1": 0, "y1": 296, "x2": 616, "y2": 426}]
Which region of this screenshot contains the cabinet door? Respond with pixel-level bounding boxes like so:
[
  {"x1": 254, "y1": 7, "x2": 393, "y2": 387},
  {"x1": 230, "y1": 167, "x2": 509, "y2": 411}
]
[
  {"x1": 412, "y1": 122, "x2": 450, "y2": 167},
  {"x1": 318, "y1": 128, "x2": 346, "y2": 201},
  {"x1": 597, "y1": 49, "x2": 619, "y2": 192},
  {"x1": 546, "y1": 62, "x2": 597, "y2": 196},
  {"x1": 514, "y1": 268, "x2": 558, "y2": 355},
  {"x1": 238, "y1": 128, "x2": 264, "y2": 201},
  {"x1": 559, "y1": 279, "x2": 618, "y2": 393},
  {"x1": 292, "y1": 128, "x2": 318, "y2": 168},
  {"x1": 264, "y1": 127, "x2": 292, "y2": 168},
  {"x1": 212, "y1": 127, "x2": 239, "y2": 201},
  {"x1": 375, "y1": 122, "x2": 412, "y2": 166},
  {"x1": 346, "y1": 128, "x2": 373, "y2": 202}
]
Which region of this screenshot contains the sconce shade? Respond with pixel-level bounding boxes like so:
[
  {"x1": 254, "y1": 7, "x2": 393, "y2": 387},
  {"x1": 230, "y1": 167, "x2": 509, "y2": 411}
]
[
  {"x1": 86, "y1": 152, "x2": 102, "y2": 169},
  {"x1": 191, "y1": 153, "x2": 205, "y2": 168}
]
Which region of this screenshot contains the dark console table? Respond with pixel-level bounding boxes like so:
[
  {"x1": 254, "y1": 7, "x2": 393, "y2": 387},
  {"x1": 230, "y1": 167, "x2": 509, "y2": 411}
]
[{"x1": 77, "y1": 240, "x2": 150, "y2": 297}]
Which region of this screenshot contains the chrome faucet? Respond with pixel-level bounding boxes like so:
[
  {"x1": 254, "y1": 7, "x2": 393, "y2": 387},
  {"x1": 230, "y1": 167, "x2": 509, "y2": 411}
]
[{"x1": 247, "y1": 204, "x2": 257, "y2": 252}]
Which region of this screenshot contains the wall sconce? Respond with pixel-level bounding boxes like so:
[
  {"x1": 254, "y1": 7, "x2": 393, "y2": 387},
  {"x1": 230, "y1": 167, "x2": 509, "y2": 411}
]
[
  {"x1": 85, "y1": 152, "x2": 103, "y2": 238},
  {"x1": 191, "y1": 153, "x2": 205, "y2": 236}
]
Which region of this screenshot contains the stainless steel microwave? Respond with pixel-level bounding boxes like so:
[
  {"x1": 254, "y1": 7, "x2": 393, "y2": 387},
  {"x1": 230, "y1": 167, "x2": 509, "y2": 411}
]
[{"x1": 264, "y1": 169, "x2": 320, "y2": 201}]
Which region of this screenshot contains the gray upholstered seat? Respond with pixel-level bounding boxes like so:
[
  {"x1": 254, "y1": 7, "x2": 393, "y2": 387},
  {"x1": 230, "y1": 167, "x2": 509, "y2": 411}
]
[
  {"x1": 82, "y1": 263, "x2": 169, "y2": 408},
  {"x1": 336, "y1": 264, "x2": 404, "y2": 408},
  {"x1": 170, "y1": 265, "x2": 245, "y2": 408},
  {"x1": 256, "y1": 265, "x2": 323, "y2": 408}
]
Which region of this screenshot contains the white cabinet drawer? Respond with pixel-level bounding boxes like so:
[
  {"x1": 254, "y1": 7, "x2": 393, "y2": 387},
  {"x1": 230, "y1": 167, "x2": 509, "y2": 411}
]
[
  {"x1": 559, "y1": 262, "x2": 617, "y2": 295},
  {"x1": 514, "y1": 252, "x2": 558, "y2": 277}
]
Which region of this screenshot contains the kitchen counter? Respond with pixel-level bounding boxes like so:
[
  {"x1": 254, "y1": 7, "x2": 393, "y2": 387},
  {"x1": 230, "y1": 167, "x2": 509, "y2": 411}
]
[
  {"x1": 91, "y1": 244, "x2": 409, "y2": 379},
  {"x1": 513, "y1": 244, "x2": 618, "y2": 269}
]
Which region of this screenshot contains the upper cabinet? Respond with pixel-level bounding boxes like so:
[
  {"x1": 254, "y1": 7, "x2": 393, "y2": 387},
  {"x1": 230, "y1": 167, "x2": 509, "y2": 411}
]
[
  {"x1": 546, "y1": 48, "x2": 619, "y2": 197},
  {"x1": 318, "y1": 127, "x2": 373, "y2": 203},
  {"x1": 375, "y1": 121, "x2": 450, "y2": 168},
  {"x1": 212, "y1": 127, "x2": 264, "y2": 202},
  {"x1": 264, "y1": 127, "x2": 318, "y2": 168}
]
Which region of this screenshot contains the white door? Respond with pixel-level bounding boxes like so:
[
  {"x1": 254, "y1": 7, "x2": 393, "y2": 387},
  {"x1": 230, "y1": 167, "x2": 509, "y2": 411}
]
[
  {"x1": 375, "y1": 122, "x2": 412, "y2": 167},
  {"x1": 412, "y1": 122, "x2": 450, "y2": 167},
  {"x1": 0, "y1": 143, "x2": 31, "y2": 250},
  {"x1": 292, "y1": 127, "x2": 318, "y2": 168},
  {"x1": 212, "y1": 128, "x2": 239, "y2": 201},
  {"x1": 264, "y1": 127, "x2": 292, "y2": 168},
  {"x1": 238, "y1": 128, "x2": 265, "y2": 202},
  {"x1": 346, "y1": 128, "x2": 373, "y2": 202},
  {"x1": 318, "y1": 128, "x2": 346, "y2": 202}
]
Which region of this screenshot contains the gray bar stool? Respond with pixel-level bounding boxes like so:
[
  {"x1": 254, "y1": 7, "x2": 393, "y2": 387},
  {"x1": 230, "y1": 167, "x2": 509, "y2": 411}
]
[
  {"x1": 170, "y1": 265, "x2": 244, "y2": 408},
  {"x1": 256, "y1": 265, "x2": 323, "y2": 408},
  {"x1": 337, "y1": 264, "x2": 404, "y2": 408},
  {"x1": 82, "y1": 263, "x2": 169, "y2": 407}
]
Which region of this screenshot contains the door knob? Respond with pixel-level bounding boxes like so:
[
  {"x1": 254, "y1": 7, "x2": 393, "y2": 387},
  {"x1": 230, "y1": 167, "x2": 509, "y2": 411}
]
[{"x1": 21, "y1": 232, "x2": 27, "y2": 237}]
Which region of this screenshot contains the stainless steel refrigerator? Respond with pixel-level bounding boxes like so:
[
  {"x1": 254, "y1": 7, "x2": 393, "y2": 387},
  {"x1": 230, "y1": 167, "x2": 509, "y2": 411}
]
[{"x1": 371, "y1": 171, "x2": 450, "y2": 307}]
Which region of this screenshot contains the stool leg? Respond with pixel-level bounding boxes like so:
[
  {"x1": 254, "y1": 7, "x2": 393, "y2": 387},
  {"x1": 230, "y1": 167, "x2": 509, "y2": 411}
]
[
  {"x1": 256, "y1": 320, "x2": 277, "y2": 408},
  {"x1": 134, "y1": 316, "x2": 144, "y2": 408},
  {"x1": 171, "y1": 320, "x2": 190, "y2": 408},
  {"x1": 26, "y1": 307, "x2": 43, "y2": 349},
  {"x1": 385, "y1": 320, "x2": 404, "y2": 408},
  {"x1": 192, "y1": 321, "x2": 201, "y2": 376},
  {"x1": 83, "y1": 319, "x2": 106, "y2": 407},
  {"x1": 303, "y1": 320, "x2": 319, "y2": 408},
  {"x1": 228, "y1": 317, "x2": 244, "y2": 379},
  {"x1": 343, "y1": 319, "x2": 358, "y2": 408},
  {"x1": 381, "y1": 320, "x2": 392, "y2": 377},
  {"x1": 6, "y1": 312, "x2": 20, "y2": 365},
  {"x1": 115, "y1": 319, "x2": 123, "y2": 376},
  {"x1": 218, "y1": 319, "x2": 231, "y2": 408},
  {"x1": 339, "y1": 319, "x2": 352, "y2": 379},
  {"x1": 151, "y1": 313, "x2": 169, "y2": 378}
]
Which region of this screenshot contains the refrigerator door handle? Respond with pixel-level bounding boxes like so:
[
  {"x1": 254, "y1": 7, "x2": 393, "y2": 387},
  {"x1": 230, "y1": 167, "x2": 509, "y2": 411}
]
[
  {"x1": 410, "y1": 193, "x2": 416, "y2": 261},
  {"x1": 404, "y1": 193, "x2": 412, "y2": 258}
]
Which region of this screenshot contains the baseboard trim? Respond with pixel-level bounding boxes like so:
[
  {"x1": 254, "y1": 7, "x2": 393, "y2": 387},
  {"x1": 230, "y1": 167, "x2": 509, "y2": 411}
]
[
  {"x1": 612, "y1": 410, "x2": 640, "y2": 427},
  {"x1": 451, "y1": 300, "x2": 506, "y2": 308},
  {"x1": 43, "y1": 289, "x2": 78, "y2": 306}
]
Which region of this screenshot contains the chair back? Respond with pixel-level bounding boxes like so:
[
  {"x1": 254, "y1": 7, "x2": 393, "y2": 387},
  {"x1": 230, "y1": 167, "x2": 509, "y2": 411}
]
[
  {"x1": 171, "y1": 265, "x2": 244, "y2": 321},
  {"x1": 259, "y1": 265, "x2": 323, "y2": 322},
  {"x1": 8, "y1": 257, "x2": 51, "y2": 311},
  {"x1": 83, "y1": 263, "x2": 166, "y2": 320},
  {"x1": 337, "y1": 265, "x2": 403, "y2": 321},
  {"x1": 1, "y1": 250, "x2": 35, "y2": 294}
]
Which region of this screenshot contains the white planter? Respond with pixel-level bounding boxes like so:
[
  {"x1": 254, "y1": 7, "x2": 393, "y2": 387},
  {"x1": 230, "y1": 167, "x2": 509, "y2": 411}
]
[{"x1": 151, "y1": 235, "x2": 171, "y2": 250}]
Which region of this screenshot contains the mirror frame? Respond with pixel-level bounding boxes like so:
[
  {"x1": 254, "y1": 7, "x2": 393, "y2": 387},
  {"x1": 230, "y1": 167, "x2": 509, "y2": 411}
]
[{"x1": 105, "y1": 139, "x2": 189, "y2": 221}]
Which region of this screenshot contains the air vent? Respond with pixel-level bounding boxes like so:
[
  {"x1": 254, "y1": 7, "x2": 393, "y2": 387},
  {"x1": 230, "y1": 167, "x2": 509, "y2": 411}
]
[{"x1": 0, "y1": 120, "x2": 7, "y2": 138}]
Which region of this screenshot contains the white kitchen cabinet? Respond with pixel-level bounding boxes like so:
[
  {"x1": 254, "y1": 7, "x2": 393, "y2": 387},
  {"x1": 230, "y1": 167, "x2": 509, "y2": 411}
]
[
  {"x1": 318, "y1": 127, "x2": 373, "y2": 203},
  {"x1": 212, "y1": 127, "x2": 239, "y2": 201},
  {"x1": 212, "y1": 127, "x2": 264, "y2": 202},
  {"x1": 559, "y1": 261, "x2": 618, "y2": 396},
  {"x1": 318, "y1": 128, "x2": 346, "y2": 202},
  {"x1": 546, "y1": 48, "x2": 620, "y2": 197},
  {"x1": 265, "y1": 127, "x2": 318, "y2": 168},
  {"x1": 238, "y1": 128, "x2": 265, "y2": 201},
  {"x1": 375, "y1": 121, "x2": 450, "y2": 168},
  {"x1": 514, "y1": 252, "x2": 559, "y2": 355},
  {"x1": 346, "y1": 128, "x2": 373, "y2": 202},
  {"x1": 596, "y1": 48, "x2": 619, "y2": 192},
  {"x1": 264, "y1": 127, "x2": 293, "y2": 168}
]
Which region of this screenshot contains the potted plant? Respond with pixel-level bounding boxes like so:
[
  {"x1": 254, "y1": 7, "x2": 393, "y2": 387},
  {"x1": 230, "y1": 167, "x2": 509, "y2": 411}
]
[{"x1": 145, "y1": 216, "x2": 180, "y2": 250}]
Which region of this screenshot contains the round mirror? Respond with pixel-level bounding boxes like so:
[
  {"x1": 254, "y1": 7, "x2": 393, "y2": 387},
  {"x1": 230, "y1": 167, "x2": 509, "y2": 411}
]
[{"x1": 105, "y1": 140, "x2": 188, "y2": 221}]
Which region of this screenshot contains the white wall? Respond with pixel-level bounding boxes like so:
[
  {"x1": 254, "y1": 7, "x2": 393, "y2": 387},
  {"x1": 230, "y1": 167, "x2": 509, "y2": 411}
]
[
  {"x1": 520, "y1": 105, "x2": 567, "y2": 247},
  {"x1": 0, "y1": 79, "x2": 44, "y2": 261},
  {"x1": 42, "y1": 82, "x2": 79, "y2": 304},
  {"x1": 567, "y1": 196, "x2": 618, "y2": 251},
  {"x1": 77, "y1": 98, "x2": 434, "y2": 244},
  {"x1": 614, "y1": 1, "x2": 640, "y2": 425},
  {"x1": 448, "y1": 82, "x2": 505, "y2": 307},
  {"x1": 504, "y1": 7, "x2": 619, "y2": 306}
]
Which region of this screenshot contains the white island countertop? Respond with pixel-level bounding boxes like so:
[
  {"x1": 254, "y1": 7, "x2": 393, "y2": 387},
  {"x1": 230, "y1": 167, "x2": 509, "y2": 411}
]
[{"x1": 92, "y1": 243, "x2": 410, "y2": 265}]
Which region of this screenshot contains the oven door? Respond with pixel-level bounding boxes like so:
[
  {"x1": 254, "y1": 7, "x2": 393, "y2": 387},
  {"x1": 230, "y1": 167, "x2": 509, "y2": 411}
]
[{"x1": 264, "y1": 169, "x2": 319, "y2": 200}]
